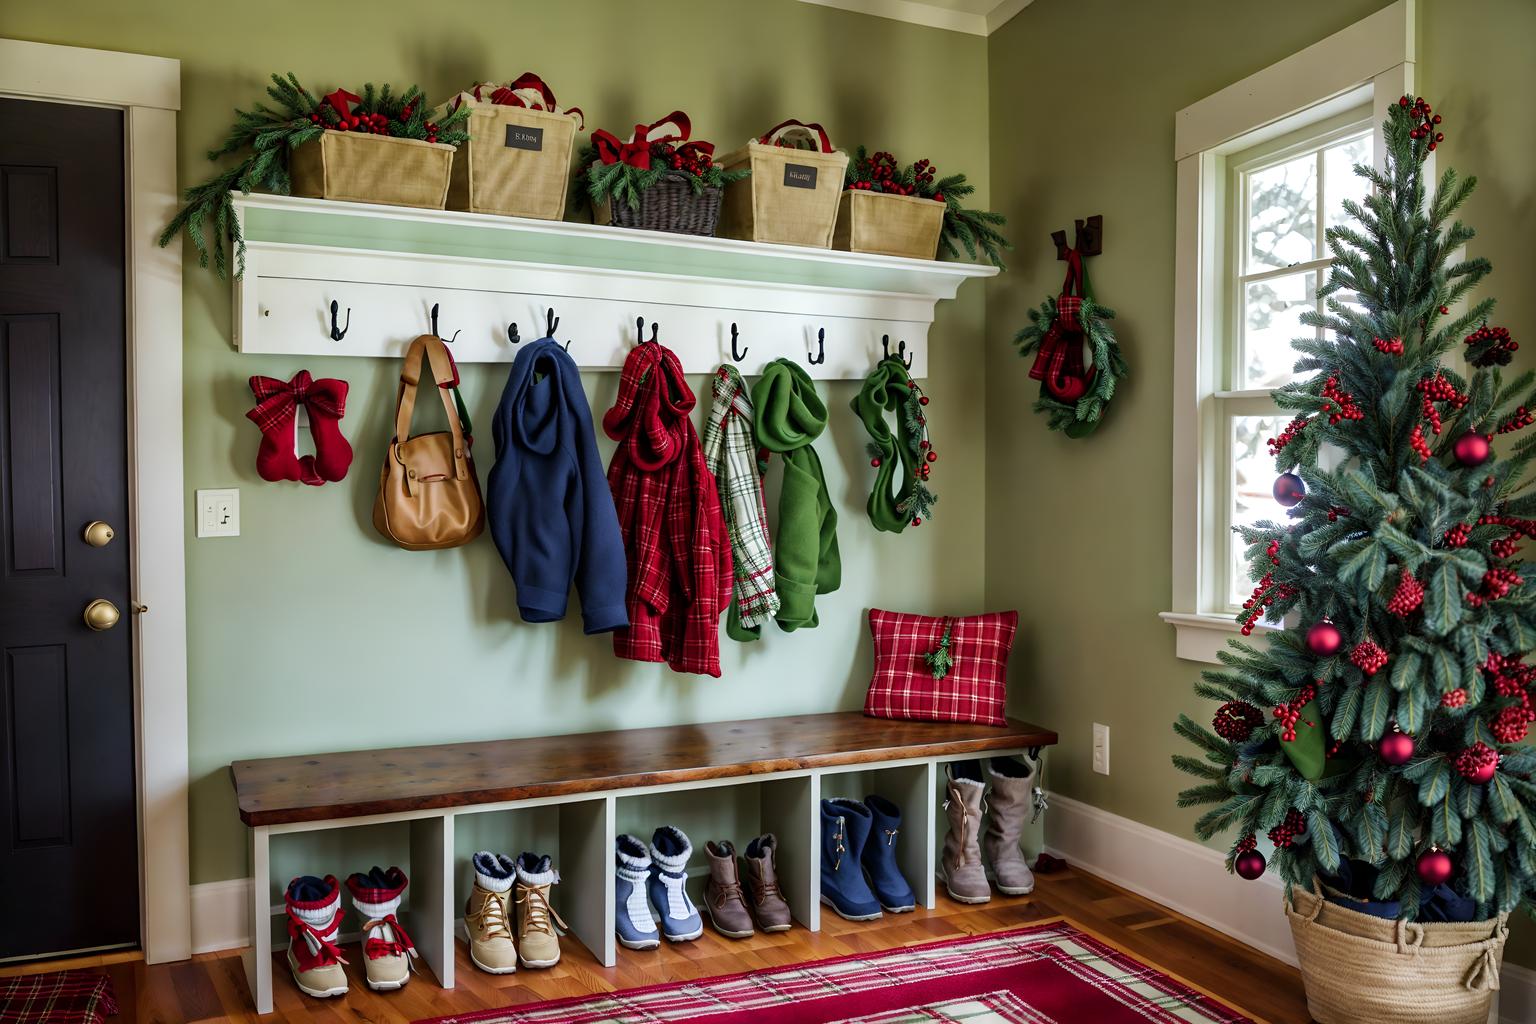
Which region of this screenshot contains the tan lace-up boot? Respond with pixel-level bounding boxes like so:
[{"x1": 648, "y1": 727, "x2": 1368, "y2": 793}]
[
  {"x1": 513, "y1": 852, "x2": 567, "y2": 968},
  {"x1": 465, "y1": 852, "x2": 517, "y2": 974},
  {"x1": 941, "y1": 762, "x2": 991, "y2": 904}
]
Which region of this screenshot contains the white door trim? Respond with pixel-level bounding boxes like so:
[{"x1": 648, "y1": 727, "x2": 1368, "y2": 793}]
[{"x1": 0, "y1": 37, "x2": 190, "y2": 964}]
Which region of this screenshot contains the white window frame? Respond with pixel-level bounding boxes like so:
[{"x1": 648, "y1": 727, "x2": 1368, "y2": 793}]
[{"x1": 1161, "y1": 0, "x2": 1416, "y2": 664}]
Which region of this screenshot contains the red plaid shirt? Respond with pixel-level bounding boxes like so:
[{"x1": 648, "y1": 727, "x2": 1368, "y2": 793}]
[{"x1": 603, "y1": 343, "x2": 732, "y2": 676}]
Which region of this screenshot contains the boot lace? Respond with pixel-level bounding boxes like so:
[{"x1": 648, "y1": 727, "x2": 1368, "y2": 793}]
[
  {"x1": 883, "y1": 828, "x2": 899, "y2": 846},
  {"x1": 832, "y1": 816, "x2": 847, "y2": 871},
  {"x1": 711, "y1": 877, "x2": 746, "y2": 910},
  {"x1": 516, "y1": 884, "x2": 568, "y2": 937},
  {"x1": 467, "y1": 888, "x2": 512, "y2": 942},
  {"x1": 286, "y1": 909, "x2": 348, "y2": 967},
  {"x1": 362, "y1": 914, "x2": 419, "y2": 963},
  {"x1": 749, "y1": 874, "x2": 784, "y2": 905}
]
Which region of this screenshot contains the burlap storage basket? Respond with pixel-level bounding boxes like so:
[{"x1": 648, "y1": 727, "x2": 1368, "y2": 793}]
[
  {"x1": 1286, "y1": 882, "x2": 1507, "y2": 1024},
  {"x1": 592, "y1": 170, "x2": 722, "y2": 236},
  {"x1": 719, "y1": 141, "x2": 849, "y2": 248},
  {"x1": 833, "y1": 190, "x2": 944, "y2": 260},
  {"x1": 290, "y1": 130, "x2": 454, "y2": 209},
  {"x1": 447, "y1": 105, "x2": 578, "y2": 219}
]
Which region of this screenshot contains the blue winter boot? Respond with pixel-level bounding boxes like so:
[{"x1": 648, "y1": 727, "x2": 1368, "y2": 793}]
[
  {"x1": 819, "y1": 798, "x2": 882, "y2": 921},
  {"x1": 614, "y1": 835, "x2": 659, "y2": 950},
  {"x1": 861, "y1": 795, "x2": 917, "y2": 912},
  {"x1": 647, "y1": 826, "x2": 703, "y2": 942}
]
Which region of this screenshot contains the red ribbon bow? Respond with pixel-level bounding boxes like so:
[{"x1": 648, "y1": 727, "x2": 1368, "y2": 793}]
[
  {"x1": 592, "y1": 111, "x2": 692, "y2": 170},
  {"x1": 1027, "y1": 250, "x2": 1096, "y2": 402},
  {"x1": 246, "y1": 370, "x2": 347, "y2": 435},
  {"x1": 322, "y1": 88, "x2": 361, "y2": 120},
  {"x1": 363, "y1": 914, "x2": 418, "y2": 961},
  {"x1": 479, "y1": 72, "x2": 584, "y2": 129}
]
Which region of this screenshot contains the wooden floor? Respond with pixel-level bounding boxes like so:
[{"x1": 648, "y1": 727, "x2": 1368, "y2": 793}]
[{"x1": 2, "y1": 866, "x2": 1310, "y2": 1023}]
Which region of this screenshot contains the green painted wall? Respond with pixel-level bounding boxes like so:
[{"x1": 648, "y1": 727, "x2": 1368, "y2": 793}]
[
  {"x1": 984, "y1": 0, "x2": 1536, "y2": 970},
  {"x1": 0, "y1": 0, "x2": 996, "y2": 886}
]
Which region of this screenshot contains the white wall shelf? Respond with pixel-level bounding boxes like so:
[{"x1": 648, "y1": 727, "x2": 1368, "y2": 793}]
[{"x1": 231, "y1": 194, "x2": 997, "y2": 380}]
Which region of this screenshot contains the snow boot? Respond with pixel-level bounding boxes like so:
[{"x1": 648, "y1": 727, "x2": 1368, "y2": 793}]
[
  {"x1": 346, "y1": 866, "x2": 417, "y2": 991},
  {"x1": 284, "y1": 875, "x2": 348, "y2": 998},
  {"x1": 819, "y1": 798, "x2": 882, "y2": 921},
  {"x1": 465, "y1": 852, "x2": 518, "y2": 974},
  {"x1": 513, "y1": 853, "x2": 566, "y2": 968},
  {"x1": 861, "y1": 795, "x2": 916, "y2": 912},
  {"x1": 942, "y1": 761, "x2": 991, "y2": 904},
  {"x1": 985, "y1": 755, "x2": 1038, "y2": 895},
  {"x1": 648, "y1": 826, "x2": 703, "y2": 942},
  {"x1": 615, "y1": 835, "x2": 660, "y2": 950},
  {"x1": 704, "y1": 840, "x2": 755, "y2": 939},
  {"x1": 742, "y1": 834, "x2": 793, "y2": 932}
]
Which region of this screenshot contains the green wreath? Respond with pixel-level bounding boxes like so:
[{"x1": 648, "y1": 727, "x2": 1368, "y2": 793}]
[{"x1": 1012, "y1": 258, "x2": 1127, "y2": 438}]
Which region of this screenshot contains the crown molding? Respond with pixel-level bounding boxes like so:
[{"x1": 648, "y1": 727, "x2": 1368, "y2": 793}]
[{"x1": 795, "y1": 0, "x2": 1035, "y2": 36}]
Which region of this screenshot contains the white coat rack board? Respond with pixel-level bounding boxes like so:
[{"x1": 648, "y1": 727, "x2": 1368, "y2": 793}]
[{"x1": 231, "y1": 194, "x2": 996, "y2": 379}]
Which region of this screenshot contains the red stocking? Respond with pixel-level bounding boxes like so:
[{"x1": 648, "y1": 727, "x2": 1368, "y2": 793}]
[{"x1": 247, "y1": 371, "x2": 352, "y2": 486}]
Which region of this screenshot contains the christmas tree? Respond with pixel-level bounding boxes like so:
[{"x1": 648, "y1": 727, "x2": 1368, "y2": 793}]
[{"x1": 1173, "y1": 95, "x2": 1536, "y2": 923}]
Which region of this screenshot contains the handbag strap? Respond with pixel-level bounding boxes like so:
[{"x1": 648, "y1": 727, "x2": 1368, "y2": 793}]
[{"x1": 393, "y1": 335, "x2": 470, "y2": 482}]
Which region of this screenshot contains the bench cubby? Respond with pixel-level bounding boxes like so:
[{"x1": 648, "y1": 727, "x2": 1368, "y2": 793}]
[{"x1": 231, "y1": 711, "x2": 1056, "y2": 1012}]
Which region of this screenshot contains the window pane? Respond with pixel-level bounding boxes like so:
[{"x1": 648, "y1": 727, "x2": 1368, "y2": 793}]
[
  {"x1": 1231, "y1": 415, "x2": 1287, "y2": 608},
  {"x1": 1248, "y1": 154, "x2": 1317, "y2": 270},
  {"x1": 1324, "y1": 135, "x2": 1372, "y2": 234},
  {"x1": 1243, "y1": 270, "x2": 1317, "y2": 389}
]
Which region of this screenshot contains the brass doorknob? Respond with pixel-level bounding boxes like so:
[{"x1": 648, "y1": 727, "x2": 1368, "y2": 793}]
[
  {"x1": 83, "y1": 599, "x2": 121, "y2": 631},
  {"x1": 83, "y1": 521, "x2": 115, "y2": 547}
]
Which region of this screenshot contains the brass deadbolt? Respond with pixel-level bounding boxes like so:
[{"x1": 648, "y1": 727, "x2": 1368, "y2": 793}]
[
  {"x1": 83, "y1": 521, "x2": 115, "y2": 547},
  {"x1": 83, "y1": 599, "x2": 121, "y2": 631}
]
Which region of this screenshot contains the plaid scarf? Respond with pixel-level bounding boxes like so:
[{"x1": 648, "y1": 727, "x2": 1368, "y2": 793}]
[
  {"x1": 604, "y1": 341, "x2": 732, "y2": 676},
  {"x1": 703, "y1": 365, "x2": 779, "y2": 641}
]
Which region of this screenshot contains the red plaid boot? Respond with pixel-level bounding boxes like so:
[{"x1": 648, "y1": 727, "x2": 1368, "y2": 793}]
[
  {"x1": 284, "y1": 875, "x2": 349, "y2": 998},
  {"x1": 346, "y1": 867, "x2": 418, "y2": 991},
  {"x1": 247, "y1": 370, "x2": 353, "y2": 485}
]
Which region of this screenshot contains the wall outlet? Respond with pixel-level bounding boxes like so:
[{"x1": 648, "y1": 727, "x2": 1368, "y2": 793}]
[
  {"x1": 196, "y1": 488, "x2": 240, "y2": 538},
  {"x1": 1092, "y1": 723, "x2": 1110, "y2": 775}
]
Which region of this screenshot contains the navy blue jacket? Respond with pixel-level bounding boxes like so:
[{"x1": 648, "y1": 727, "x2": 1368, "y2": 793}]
[{"x1": 487, "y1": 338, "x2": 628, "y2": 633}]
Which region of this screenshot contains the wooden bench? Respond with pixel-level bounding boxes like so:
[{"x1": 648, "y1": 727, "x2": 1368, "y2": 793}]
[{"x1": 230, "y1": 711, "x2": 1057, "y2": 1013}]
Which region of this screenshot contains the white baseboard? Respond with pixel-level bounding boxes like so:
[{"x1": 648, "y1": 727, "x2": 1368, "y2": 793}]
[
  {"x1": 190, "y1": 878, "x2": 253, "y2": 955},
  {"x1": 1042, "y1": 794, "x2": 1534, "y2": 1024}
]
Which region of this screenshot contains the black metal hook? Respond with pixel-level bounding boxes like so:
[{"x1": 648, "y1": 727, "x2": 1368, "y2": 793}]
[
  {"x1": 808, "y1": 327, "x2": 826, "y2": 366},
  {"x1": 634, "y1": 317, "x2": 659, "y2": 348},
  {"x1": 730, "y1": 323, "x2": 749, "y2": 362},
  {"x1": 328, "y1": 300, "x2": 350, "y2": 341},
  {"x1": 546, "y1": 307, "x2": 560, "y2": 338},
  {"x1": 430, "y1": 302, "x2": 460, "y2": 343},
  {"x1": 650, "y1": 322, "x2": 659, "y2": 344},
  {"x1": 881, "y1": 335, "x2": 914, "y2": 369},
  {"x1": 507, "y1": 322, "x2": 520, "y2": 344}
]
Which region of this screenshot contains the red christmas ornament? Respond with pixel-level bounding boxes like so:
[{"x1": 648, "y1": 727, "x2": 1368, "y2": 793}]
[
  {"x1": 1454, "y1": 742, "x2": 1498, "y2": 784},
  {"x1": 1234, "y1": 849, "x2": 1267, "y2": 881},
  {"x1": 1453, "y1": 431, "x2": 1491, "y2": 467},
  {"x1": 1213, "y1": 701, "x2": 1264, "y2": 742},
  {"x1": 1378, "y1": 729, "x2": 1415, "y2": 766},
  {"x1": 919, "y1": 395, "x2": 929, "y2": 406},
  {"x1": 1417, "y1": 847, "x2": 1454, "y2": 886},
  {"x1": 926, "y1": 451, "x2": 938, "y2": 463},
  {"x1": 1305, "y1": 619, "x2": 1343, "y2": 658},
  {"x1": 1272, "y1": 472, "x2": 1306, "y2": 507}
]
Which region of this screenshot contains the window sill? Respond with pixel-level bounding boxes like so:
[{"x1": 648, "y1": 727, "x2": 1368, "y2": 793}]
[{"x1": 1159, "y1": 612, "x2": 1276, "y2": 665}]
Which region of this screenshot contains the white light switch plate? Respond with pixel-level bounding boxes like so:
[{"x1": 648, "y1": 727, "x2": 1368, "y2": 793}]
[
  {"x1": 196, "y1": 488, "x2": 240, "y2": 538},
  {"x1": 1092, "y1": 723, "x2": 1110, "y2": 775}
]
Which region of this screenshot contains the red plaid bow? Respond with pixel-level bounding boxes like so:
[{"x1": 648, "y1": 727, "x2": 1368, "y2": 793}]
[
  {"x1": 1026, "y1": 250, "x2": 1095, "y2": 402},
  {"x1": 592, "y1": 111, "x2": 691, "y2": 170},
  {"x1": 246, "y1": 370, "x2": 346, "y2": 435}
]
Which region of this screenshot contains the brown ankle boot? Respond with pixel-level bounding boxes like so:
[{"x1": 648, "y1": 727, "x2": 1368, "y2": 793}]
[
  {"x1": 942, "y1": 762, "x2": 991, "y2": 904},
  {"x1": 704, "y1": 841, "x2": 755, "y2": 939},
  {"x1": 742, "y1": 834, "x2": 793, "y2": 932},
  {"x1": 984, "y1": 756, "x2": 1038, "y2": 895}
]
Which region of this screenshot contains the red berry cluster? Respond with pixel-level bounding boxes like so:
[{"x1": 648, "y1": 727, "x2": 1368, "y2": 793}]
[
  {"x1": 1465, "y1": 324, "x2": 1517, "y2": 368},
  {"x1": 1373, "y1": 336, "x2": 1405, "y2": 355},
  {"x1": 1320, "y1": 376, "x2": 1364, "y2": 424},
  {"x1": 1350, "y1": 638, "x2": 1389, "y2": 676},
  {"x1": 1492, "y1": 702, "x2": 1534, "y2": 744},
  {"x1": 1410, "y1": 423, "x2": 1433, "y2": 463},
  {"x1": 1466, "y1": 566, "x2": 1522, "y2": 607},
  {"x1": 1478, "y1": 513, "x2": 1536, "y2": 539},
  {"x1": 1239, "y1": 572, "x2": 1296, "y2": 636},
  {"x1": 1268, "y1": 809, "x2": 1307, "y2": 849},
  {"x1": 1387, "y1": 568, "x2": 1424, "y2": 616},
  {"x1": 1266, "y1": 415, "x2": 1311, "y2": 455},
  {"x1": 1234, "y1": 833, "x2": 1258, "y2": 854},
  {"x1": 1454, "y1": 742, "x2": 1498, "y2": 781},
  {"x1": 1213, "y1": 701, "x2": 1264, "y2": 742},
  {"x1": 1272, "y1": 684, "x2": 1318, "y2": 742},
  {"x1": 653, "y1": 141, "x2": 711, "y2": 178},
  {"x1": 1495, "y1": 407, "x2": 1533, "y2": 435},
  {"x1": 847, "y1": 151, "x2": 944, "y2": 202},
  {"x1": 1441, "y1": 688, "x2": 1468, "y2": 708},
  {"x1": 1443, "y1": 522, "x2": 1471, "y2": 548},
  {"x1": 1418, "y1": 373, "x2": 1468, "y2": 435},
  {"x1": 312, "y1": 109, "x2": 395, "y2": 136},
  {"x1": 1400, "y1": 95, "x2": 1444, "y2": 151},
  {"x1": 1265, "y1": 539, "x2": 1281, "y2": 565},
  {"x1": 1491, "y1": 534, "x2": 1521, "y2": 560},
  {"x1": 1327, "y1": 506, "x2": 1350, "y2": 523}
]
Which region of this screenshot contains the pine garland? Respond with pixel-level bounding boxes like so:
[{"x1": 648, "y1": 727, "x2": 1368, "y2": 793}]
[
  {"x1": 844, "y1": 146, "x2": 1009, "y2": 269},
  {"x1": 159, "y1": 73, "x2": 470, "y2": 277},
  {"x1": 576, "y1": 142, "x2": 748, "y2": 210}
]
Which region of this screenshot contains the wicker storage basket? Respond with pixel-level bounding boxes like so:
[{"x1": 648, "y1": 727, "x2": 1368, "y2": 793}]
[
  {"x1": 593, "y1": 170, "x2": 723, "y2": 236},
  {"x1": 719, "y1": 123, "x2": 849, "y2": 248},
  {"x1": 833, "y1": 189, "x2": 944, "y2": 260},
  {"x1": 1286, "y1": 882, "x2": 1507, "y2": 1024},
  {"x1": 447, "y1": 104, "x2": 579, "y2": 220},
  {"x1": 290, "y1": 130, "x2": 455, "y2": 209}
]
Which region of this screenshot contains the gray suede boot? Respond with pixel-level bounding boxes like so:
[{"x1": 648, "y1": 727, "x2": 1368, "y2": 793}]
[
  {"x1": 941, "y1": 761, "x2": 990, "y2": 904},
  {"x1": 984, "y1": 756, "x2": 1037, "y2": 895}
]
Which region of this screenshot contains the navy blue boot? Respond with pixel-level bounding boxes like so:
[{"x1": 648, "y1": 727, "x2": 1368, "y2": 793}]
[
  {"x1": 861, "y1": 795, "x2": 916, "y2": 912},
  {"x1": 820, "y1": 798, "x2": 882, "y2": 921}
]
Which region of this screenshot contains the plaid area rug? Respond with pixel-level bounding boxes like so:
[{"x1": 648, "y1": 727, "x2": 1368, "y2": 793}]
[
  {"x1": 0, "y1": 972, "x2": 117, "y2": 1024},
  {"x1": 418, "y1": 921, "x2": 1257, "y2": 1024}
]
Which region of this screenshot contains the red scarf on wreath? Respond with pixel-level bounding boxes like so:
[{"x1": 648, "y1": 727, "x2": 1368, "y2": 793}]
[
  {"x1": 1026, "y1": 248, "x2": 1097, "y2": 403},
  {"x1": 603, "y1": 340, "x2": 733, "y2": 677}
]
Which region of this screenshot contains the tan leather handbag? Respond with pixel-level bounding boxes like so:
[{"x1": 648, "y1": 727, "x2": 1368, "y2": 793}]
[{"x1": 373, "y1": 334, "x2": 485, "y2": 550}]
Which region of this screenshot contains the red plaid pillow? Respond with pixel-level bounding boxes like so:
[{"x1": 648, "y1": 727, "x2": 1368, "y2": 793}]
[{"x1": 863, "y1": 609, "x2": 1017, "y2": 727}]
